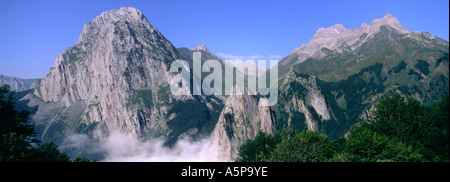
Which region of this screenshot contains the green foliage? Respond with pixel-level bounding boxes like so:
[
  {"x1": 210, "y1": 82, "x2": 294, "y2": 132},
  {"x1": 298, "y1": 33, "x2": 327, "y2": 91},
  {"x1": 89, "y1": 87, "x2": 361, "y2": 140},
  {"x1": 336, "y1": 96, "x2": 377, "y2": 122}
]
[
  {"x1": 317, "y1": 80, "x2": 347, "y2": 134},
  {"x1": 130, "y1": 89, "x2": 153, "y2": 108},
  {"x1": 359, "y1": 93, "x2": 449, "y2": 161},
  {"x1": 273, "y1": 106, "x2": 289, "y2": 131},
  {"x1": 74, "y1": 156, "x2": 95, "y2": 162},
  {"x1": 157, "y1": 84, "x2": 171, "y2": 104},
  {"x1": 237, "y1": 127, "x2": 334, "y2": 162},
  {"x1": 393, "y1": 60, "x2": 407, "y2": 73},
  {"x1": 28, "y1": 142, "x2": 70, "y2": 162},
  {"x1": 61, "y1": 46, "x2": 83, "y2": 64},
  {"x1": 0, "y1": 85, "x2": 36, "y2": 161},
  {"x1": 264, "y1": 128, "x2": 333, "y2": 162},
  {"x1": 436, "y1": 52, "x2": 449, "y2": 67},
  {"x1": 427, "y1": 74, "x2": 449, "y2": 103},
  {"x1": 317, "y1": 63, "x2": 384, "y2": 139},
  {"x1": 66, "y1": 52, "x2": 81, "y2": 64},
  {"x1": 165, "y1": 98, "x2": 221, "y2": 147},
  {"x1": 290, "y1": 111, "x2": 306, "y2": 132},
  {"x1": 344, "y1": 128, "x2": 422, "y2": 162},
  {"x1": 408, "y1": 69, "x2": 423, "y2": 80},
  {"x1": 13, "y1": 89, "x2": 38, "y2": 115},
  {"x1": 415, "y1": 60, "x2": 430, "y2": 75},
  {"x1": 0, "y1": 85, "x2": 92, "y2": 162},
  {"x1": 288, "y1": 81, "x2": 307, "y2": 97},
  {"x1": 236, "y1": 132, "x2": 281, "y2": 162}
]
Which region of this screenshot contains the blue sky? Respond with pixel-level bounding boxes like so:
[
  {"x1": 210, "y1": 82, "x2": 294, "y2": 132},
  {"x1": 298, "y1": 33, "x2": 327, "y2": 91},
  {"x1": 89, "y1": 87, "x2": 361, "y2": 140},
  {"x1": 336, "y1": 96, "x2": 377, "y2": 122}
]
[{"x1": 0, "y1": 0, "x2": 448, "y2": 78}]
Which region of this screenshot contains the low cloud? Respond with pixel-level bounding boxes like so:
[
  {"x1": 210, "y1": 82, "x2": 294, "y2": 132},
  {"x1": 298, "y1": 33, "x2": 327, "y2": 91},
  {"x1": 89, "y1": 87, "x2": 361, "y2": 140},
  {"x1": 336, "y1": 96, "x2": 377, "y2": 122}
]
[{"x1": 62, "y1": 131, "x2": 218, "y2": 162}]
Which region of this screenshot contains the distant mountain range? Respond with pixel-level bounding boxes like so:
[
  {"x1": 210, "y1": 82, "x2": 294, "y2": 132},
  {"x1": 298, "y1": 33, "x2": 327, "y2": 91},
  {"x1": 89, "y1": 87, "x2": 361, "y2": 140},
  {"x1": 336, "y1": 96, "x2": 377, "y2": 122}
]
[
  {"x1": 0, "y1": 74, "x2": 40, "y2": 92},
  {"x1": 12, "y1": 8, "x2": 448, "y2": 161}
]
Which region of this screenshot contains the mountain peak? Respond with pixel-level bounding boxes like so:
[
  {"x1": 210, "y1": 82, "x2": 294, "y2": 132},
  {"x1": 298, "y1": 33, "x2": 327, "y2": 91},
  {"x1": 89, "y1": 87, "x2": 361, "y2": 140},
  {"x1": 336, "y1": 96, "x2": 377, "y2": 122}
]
[
  {"x1": 293, "y1": 13, "x2": 410, "y2": 56},
  {"x1": 76, "y1": 7, "x2": 154, "y2": 45},
  {"x1": 384, "y1": 13, "x2": 393, "y2": 18},
  {"x1": 34, "y1": 7, "x2": 182, "y2": 141},
  {"x1": 287, "y1": 13, "x2": 415, "y2": 67},
  {"x1": 315, "y1": 24, "x2": 346, "y2": 35},
  {"x1": 371, "y1": 13, "x2": 404, "y2": 31},
  {"x1": 100, "y1": 7, "x2": 145, "y2": 21},
  {"x1": 191, "y1": 44, "x2": 209, "y2": 52}
]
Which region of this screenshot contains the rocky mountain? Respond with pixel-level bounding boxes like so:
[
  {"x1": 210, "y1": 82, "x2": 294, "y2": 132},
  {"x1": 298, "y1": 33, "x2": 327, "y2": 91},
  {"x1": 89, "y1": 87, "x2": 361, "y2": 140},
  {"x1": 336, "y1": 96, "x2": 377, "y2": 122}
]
[
  {"x1": 272, "y1": 13, "x2": 449, "y2": 140},
  {"x1": 278, "y1": 13, "x2": 448, "y2": 77},
  {"x1": 0, "y1": 74, "x2": 40, "y2": 92},
  {"x1": 14, "y1": 9, "x2": 449, "y2": 161},
  {"x1": 19, "y1": 7, "x2": 224, "y2": 150}
]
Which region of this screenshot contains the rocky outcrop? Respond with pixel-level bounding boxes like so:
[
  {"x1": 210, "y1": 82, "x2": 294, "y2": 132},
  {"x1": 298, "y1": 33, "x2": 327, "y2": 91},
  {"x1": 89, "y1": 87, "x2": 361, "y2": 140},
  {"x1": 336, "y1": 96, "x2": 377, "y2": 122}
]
[
  {"x1": 209, "y1": 86, "x2": 274, "y2": 161},
  {"x1": 279, "y1": 71, "x2": 331, "y2": 131},
  {"x1": 191, "y1": 44, "x2": 209, "y2": 52}
]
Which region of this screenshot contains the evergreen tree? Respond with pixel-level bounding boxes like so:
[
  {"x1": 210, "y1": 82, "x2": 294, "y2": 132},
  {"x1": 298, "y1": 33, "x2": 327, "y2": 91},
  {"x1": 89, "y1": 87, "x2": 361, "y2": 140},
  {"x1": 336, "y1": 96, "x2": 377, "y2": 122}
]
[
  {"x1": 1, "y1": 85, "x2": 86, "y2": 162},
  {"x1": 236, "y1": 131, "x2": 281, "y2": 162},
  {"x1": 0, "y1": 85, "x2": 37, "y2": 161}
]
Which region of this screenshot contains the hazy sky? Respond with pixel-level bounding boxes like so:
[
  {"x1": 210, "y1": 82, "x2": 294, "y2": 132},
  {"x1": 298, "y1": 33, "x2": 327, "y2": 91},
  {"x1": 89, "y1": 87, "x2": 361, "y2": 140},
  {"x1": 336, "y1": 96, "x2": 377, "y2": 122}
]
[{"x1": 0, "y1": 0, "x2": 448, "y2": 78}]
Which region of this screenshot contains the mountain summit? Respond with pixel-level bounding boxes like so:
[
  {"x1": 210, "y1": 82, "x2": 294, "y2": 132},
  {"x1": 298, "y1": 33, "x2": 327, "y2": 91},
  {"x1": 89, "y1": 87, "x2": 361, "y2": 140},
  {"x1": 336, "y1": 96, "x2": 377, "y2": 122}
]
[
  {"x1": 369, "y1": 13, "x2": 405, "y2": 32},
  {"x1": 191, "y1": 44, "x2": 210, "y2": 52},
  {"x1": 77, "y1": 7, "x2": 151, "y2": 45},
  {"x1": 280, "y1": 13, "x2": 446, "y2": 75},
  {"x1": 293, "y1": 13, "x2": 409, "y2": 57}
]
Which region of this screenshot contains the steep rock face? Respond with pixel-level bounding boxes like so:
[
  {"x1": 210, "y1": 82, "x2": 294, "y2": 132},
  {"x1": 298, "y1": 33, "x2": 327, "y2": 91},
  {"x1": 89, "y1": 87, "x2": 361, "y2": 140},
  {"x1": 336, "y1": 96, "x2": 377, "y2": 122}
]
[
  {"x1": 276, "y1": 72, "x2": 331, "y2": 132},
  {"x1": 209, "y1": 86, "x2": 274, "y2": 161},
  {"x1": 32, "y1": 7, "x2": 189, "y2": 142}
]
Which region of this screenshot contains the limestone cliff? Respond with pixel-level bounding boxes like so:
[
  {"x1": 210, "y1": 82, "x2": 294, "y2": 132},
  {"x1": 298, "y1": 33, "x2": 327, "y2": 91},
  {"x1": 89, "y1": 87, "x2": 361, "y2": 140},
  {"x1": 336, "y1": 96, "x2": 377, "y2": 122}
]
[
  {"x1": 31, "y1": 7, "x2": 194, "y2": 142},
  {"x1": 209, "y1": 86, "x2": 274, "y2": 161}
]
